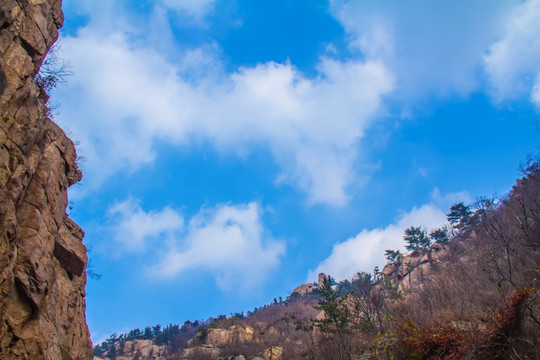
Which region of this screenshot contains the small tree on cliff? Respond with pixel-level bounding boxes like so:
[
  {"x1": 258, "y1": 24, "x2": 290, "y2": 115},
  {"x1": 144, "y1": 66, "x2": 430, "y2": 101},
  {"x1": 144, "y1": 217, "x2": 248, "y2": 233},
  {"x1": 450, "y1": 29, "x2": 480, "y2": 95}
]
[
  {"x1": 429, "y1": 227, "x2": 450, "y2": 244},
  {"x1": 35, "y1": 42, "x2": 72, "y2": 92},
  {"x1": 404, "y1": 226, "x2": 431, "y2": 251},
  {"x1": 384, "y1": 249, "x2": 401, "y2": 262},
  {"x1": 447, "y1": 202, "x2": 472, "y2": 231}
]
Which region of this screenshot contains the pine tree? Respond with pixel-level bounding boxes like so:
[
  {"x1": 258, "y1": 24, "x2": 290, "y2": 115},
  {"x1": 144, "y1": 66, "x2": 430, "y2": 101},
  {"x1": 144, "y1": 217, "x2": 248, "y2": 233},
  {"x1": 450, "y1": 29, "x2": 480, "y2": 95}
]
[
  {"x1": 313, "y1": 276, "x2": 350, "y2": 333},
  {"x1": 404, "y1": 226, "x2": 431, "y2": 251},
  {"x1": 384, "y1": 249, "x2": 401, "y2": 262},
  {"x1": 312, "y1": 276, "x2": 352, "y2": 360},
  {"x1": 429, "y1": 227, "x2": 449, "y2": 244},
  {"x1": 373, "y1": 266, "x2": 381, "y2": 281},
  {"x1": 143, "y1": 326, "x2": 153, "y2": 339},
  {"x1": 447, "y1": 202, "x2": 472, "y2": 230}
]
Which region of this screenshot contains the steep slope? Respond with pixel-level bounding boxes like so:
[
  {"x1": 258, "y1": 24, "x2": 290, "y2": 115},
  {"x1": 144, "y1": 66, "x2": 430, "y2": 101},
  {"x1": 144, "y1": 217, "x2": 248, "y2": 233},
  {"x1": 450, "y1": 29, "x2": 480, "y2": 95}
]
[{"x1": 0, "y1": 1, "x2": 92, "y2": 359}]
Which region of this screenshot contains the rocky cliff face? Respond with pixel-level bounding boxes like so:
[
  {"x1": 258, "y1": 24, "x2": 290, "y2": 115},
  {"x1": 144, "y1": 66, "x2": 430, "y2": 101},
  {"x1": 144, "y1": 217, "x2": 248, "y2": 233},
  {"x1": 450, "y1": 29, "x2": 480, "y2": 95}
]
[
  {"x1": 380, "y1": 243, "x2": 450, "y2": 293},
  {"x1": 0, "y1": 1, "x2": 92, "y2": 359}
]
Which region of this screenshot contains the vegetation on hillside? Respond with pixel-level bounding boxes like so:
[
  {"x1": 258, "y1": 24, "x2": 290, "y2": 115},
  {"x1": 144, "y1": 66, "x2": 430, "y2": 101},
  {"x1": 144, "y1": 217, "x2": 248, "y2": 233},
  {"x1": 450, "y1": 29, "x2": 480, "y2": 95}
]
[{"x1": 95, "y1": 156, "x2": 540, "y2": 359}]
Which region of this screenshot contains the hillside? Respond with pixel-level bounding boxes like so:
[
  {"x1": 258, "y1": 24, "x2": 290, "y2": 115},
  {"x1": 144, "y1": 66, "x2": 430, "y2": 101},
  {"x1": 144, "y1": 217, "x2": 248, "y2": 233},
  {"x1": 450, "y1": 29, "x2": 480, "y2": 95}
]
[{"x1": 92, "y1": 158, "x2": 540, "y2": 359}]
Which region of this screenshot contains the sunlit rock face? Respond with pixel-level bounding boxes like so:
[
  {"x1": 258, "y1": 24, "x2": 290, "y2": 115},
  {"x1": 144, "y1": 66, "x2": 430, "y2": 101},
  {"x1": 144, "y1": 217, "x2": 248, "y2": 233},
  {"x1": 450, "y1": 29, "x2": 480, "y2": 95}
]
[
  {"x1": 0, "y1": 0, "x2": 92, "y2": 359},
  {"x1": 380, "y1": 243, "x2": 450, "y2": 293}
]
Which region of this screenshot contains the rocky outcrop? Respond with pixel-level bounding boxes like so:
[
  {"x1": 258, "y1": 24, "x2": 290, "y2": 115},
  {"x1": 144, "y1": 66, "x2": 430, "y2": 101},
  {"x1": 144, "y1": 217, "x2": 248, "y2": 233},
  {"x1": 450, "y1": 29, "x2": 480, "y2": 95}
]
[
  {"x1": 318, "y1": 272, "x2": 328, "y2": 285},
  {"x1": 0, "y1": 1, "x2": 92, "y2": 359},
  {"x1": 290, "y1": 273, "x2": 329, "y2": 298},
  {"x1": 94, "y1": 340, "x2": 166, "y2": 360},
  {"x1": 181, "y1": 346, "x2": 219, "y2": 359},
  {"x1": 380, "y1": 243, "x2": 449, "y2": 293},
  {"x1": 291, "y1": 282, "x2": 316, "y2": 296},
  {"x1": 204, "y1": 326, "x2": 254, "y2": 349}
]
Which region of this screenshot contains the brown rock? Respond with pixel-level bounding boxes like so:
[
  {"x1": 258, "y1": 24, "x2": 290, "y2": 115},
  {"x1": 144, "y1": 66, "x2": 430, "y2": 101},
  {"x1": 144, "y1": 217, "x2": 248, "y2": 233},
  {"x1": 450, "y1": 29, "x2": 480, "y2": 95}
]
[
  {"x1": 182, "y1": 346, "x2": 219, "y2": 359},
  {"x1": 102, "y1": 339, "x2": 166, "y2": 360},
  {"x1": 291, "y1": 282, "x2": 316, "y2": 296},
  {"x1": 207, "y1": 328, "x2": 232, "y2": 347},
  {"x1": 318, "y1": 272, "x2": 328, "y2": 285},
  {"x1": 205, "y1": 326, "x2": 255, "y2": 349},
  {"x1": 0, "y1": 1, "x2": 92, "y2": 359},
  {"x1": 381, "y1": 261, "x2": 398, "y2": 277},
  {"x1": 263, "y1": 346, "x2": 283, "y2": 360}
]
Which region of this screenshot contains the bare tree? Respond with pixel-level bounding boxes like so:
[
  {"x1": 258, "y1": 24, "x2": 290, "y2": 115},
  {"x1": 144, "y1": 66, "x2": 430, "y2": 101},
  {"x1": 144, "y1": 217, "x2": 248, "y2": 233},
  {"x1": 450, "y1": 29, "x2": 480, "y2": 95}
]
[{"x1": 35, "y1": 42, "x2": 72, "y2": 92}]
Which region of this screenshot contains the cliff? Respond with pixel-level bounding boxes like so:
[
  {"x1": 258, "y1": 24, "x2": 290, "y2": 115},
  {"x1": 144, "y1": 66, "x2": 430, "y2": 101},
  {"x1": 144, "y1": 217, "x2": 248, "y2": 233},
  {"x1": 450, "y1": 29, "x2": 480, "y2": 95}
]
[{"x1": 0, "y1": 1, "x2": 92, "y2": 359}]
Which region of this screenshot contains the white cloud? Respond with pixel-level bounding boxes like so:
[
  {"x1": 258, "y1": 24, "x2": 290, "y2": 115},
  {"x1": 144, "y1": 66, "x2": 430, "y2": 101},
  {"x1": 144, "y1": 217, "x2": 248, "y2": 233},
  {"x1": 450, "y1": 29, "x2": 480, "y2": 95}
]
[
  {"x1": 161, "y1": 0, "x2": 215, "y2": 20},
  {"x1": 308, "y1": 203, "x2": 447, "y2": 282},
  {"x1": 106, "y1": 200, "x2": 285, "y2": 291},
  {"x1": 104, "y1": 198, "x2": 285, "y2": 291},
  {"x1": 150, "y1": 202, "x2": 285, "y2": 291},
  {"x1": 484, "y1": 0, "x2": 540, "y2": 106},
  {"x1": 533, "y1": 76, "x2": 540, "y2": 106},
  {"x1": 108, "y1": 198, "x2": 184, "y2": 252},
  {"x1": 330, "y1": 0, "x2": 518, "y2": 98},
  {"x1": 57, "y1": 21, "x2": 393, "y2": 206},
  {"x1": 429, "y1": 188, "x2": 472, "y2": 210}
]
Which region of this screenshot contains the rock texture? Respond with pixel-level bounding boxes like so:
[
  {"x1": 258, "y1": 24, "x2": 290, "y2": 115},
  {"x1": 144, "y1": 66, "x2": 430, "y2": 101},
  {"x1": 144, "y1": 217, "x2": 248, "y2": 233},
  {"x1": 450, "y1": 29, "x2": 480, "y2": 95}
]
[
  {"x1": 93, "y1": 340, "x2": 166, "y2": 360},
  {"x1": 380, "y1": 243, "x2": 449, "y2": 293},
  {"x1": 206, "y1": 326, "x2": 254, "y2": 348},
  {"x1": 0, "y1": 1, "x2": 92, "y2": 359},
  {"x1": 291, "y1": 282, "x2": 316, "y2": 296}
]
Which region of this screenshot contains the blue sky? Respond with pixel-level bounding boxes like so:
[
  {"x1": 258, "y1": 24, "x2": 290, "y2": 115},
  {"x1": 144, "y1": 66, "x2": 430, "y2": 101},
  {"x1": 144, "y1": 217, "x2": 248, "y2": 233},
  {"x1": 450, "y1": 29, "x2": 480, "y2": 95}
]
[{"x1": 52, "y1": 0, "x2": 540, "y2": 343}]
